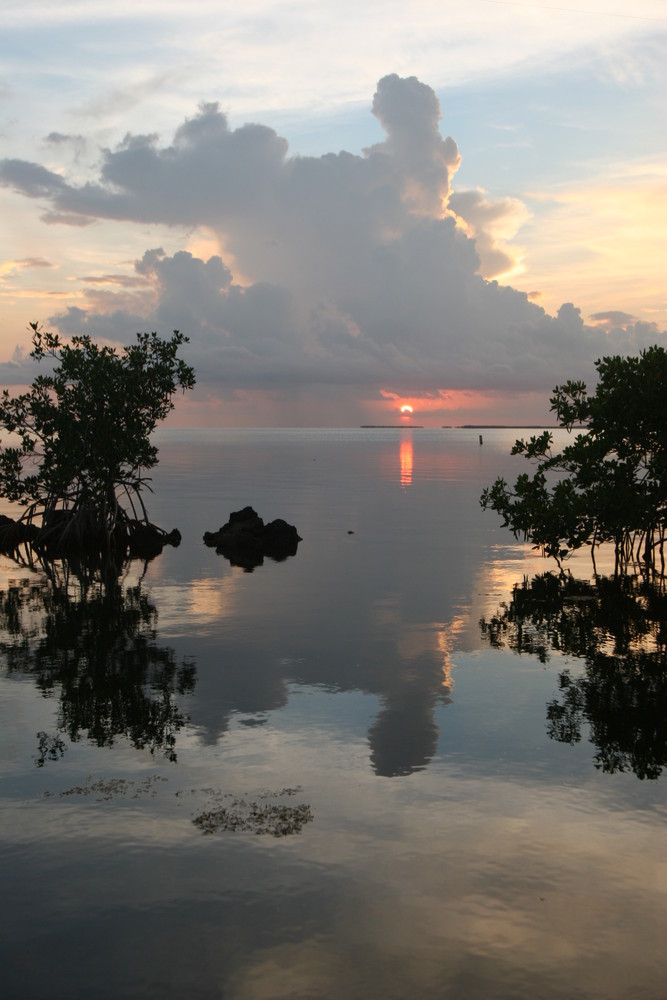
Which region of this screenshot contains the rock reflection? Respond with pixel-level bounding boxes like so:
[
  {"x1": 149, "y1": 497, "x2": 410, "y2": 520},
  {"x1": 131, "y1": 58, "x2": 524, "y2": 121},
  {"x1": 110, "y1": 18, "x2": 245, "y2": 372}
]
[
  {"x1": 481, "y1": 573, "x2": 667, "y2": 779},
  {"x1": 0, "y1": 560, "x2": 196, "y2": 763}
]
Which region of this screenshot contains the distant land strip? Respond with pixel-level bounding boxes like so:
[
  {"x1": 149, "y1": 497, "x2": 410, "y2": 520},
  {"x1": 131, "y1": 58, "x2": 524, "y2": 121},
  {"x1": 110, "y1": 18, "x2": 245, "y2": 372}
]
[
  {"x1": 359, "y1": 424, "x2": 558, "y2": 429},
  {"x1": 359, "y1": 424, "x2": 559, "y2": 431},
  {"x1": 455, "y1": 424, "x2": 559, "y2": 429}
]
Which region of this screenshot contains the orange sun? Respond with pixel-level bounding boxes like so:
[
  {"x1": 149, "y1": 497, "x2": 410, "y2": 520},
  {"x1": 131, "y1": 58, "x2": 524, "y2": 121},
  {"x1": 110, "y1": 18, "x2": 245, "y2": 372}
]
[{"x1": 400, "y1": 404, "x2": 413, "y2": 415}]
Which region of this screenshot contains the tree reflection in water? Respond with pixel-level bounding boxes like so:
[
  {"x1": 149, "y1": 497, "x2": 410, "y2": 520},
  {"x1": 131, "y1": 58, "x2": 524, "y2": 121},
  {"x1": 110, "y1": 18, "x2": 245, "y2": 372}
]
[
  {"x1": 481, "y1": 573, "x2": 667, "y2": 779},
  {"x1": 0, "y1": 556, "x2": 196, "y2": 763}
]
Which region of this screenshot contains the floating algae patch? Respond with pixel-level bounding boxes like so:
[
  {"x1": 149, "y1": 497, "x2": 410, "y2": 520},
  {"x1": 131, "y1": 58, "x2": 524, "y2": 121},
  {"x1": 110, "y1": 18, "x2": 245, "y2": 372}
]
[
  {"x1": 44, "y1": 774, "x2": 168, "y2": 801},
  {"x1": 192, "y1": 788, "x2": 313, "y2": 837},
  {"x1": 39, "y1": 778, "x2": 312, "y2": 837}
]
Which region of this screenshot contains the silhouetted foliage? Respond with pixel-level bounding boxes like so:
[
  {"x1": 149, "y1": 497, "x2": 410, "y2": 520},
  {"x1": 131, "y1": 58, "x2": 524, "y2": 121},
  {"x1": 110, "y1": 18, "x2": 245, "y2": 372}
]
[
  {"x1": 0, "y1": 568, "x2": 196, "y2": 763},
  {"x1": 0, "y1": 324, "x2": 195, "y2": 559},
  {"x1": 481, "y1": 347, "x2": 667, "y2": 575},
  {"x1": 481, "y1": 572, "x2": 667, "y2": 779}
]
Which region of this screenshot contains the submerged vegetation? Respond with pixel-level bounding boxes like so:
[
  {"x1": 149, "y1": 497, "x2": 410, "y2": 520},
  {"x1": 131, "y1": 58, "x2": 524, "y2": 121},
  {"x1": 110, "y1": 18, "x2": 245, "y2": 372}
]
[
  {"x1": 481, "y1": 347, "x2": 667, "y2": 576},
  {"x1": 0, "y1": 324, "x2": 195, "y2": 563},
  {"x1": 192, "y1": 788, "x2": 313, "y2": 837}
]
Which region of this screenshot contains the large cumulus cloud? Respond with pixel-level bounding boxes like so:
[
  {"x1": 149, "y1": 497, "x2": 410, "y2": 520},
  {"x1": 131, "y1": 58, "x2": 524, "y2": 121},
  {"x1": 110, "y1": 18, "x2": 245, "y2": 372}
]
[{"x1": 1, "y1": 74, "x2": 663, "y2": 399}]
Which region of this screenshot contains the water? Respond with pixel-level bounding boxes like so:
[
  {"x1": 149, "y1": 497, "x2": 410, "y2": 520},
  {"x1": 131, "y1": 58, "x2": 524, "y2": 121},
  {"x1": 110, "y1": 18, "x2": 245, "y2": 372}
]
[{"x1": 1, "y1": 428, "x2": 665, "y2": 999}]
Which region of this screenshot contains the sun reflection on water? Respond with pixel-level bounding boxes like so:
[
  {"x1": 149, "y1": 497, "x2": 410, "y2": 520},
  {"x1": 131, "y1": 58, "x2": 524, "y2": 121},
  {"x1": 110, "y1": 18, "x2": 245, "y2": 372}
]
[{"x1": 400, "y1": 436, "x2": 413, "y2": 487}]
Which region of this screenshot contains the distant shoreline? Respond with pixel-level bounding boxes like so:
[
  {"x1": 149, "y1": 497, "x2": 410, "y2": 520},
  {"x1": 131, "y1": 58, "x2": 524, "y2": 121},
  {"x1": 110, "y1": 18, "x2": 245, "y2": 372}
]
[
  {"x1": 455, "y1": 424, "x2": 559, "y2": 429},
  {"x1": 359, "y1": 424, "x2": 557, "y2": 429}
]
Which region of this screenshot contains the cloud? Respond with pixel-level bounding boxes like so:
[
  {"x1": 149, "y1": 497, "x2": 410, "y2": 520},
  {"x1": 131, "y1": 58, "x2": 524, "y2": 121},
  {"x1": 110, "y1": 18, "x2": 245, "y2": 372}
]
[
  {"x1": 73, "y1": 70, "x2": 189, "y2": 121},
  {"x1": 0, "y1": 257, "x2": 54, "y2": 276},
  {"x1": 448, "y1": 188, "x2": 530, "y2": 279},
  {"x1": 40, "y1": 211, "x2": 96, "y2": 227},
  {"x1": 0, "y1": 341, "x2": 38, "y2": 385},
  {"x1": 44, "y1": 131, "x2": 83, "y2": 145},
  {"x1": 1, "y1": 74, "x2": 664, "y2": 407},
  {"x1": 44, "y1": 131, "x2": 86, "y2": 150},
  {"x1": 0, "y1": 159, "x2": 67, "y2": 199},
  {"x1": 588, "y1": 310, "x2": 638, "y2": 331},
  {"x1": 80, "y1": 273, "x2": 148, "y2": 287},
  {"x1": 43, "y1": 131, "x2": 88, "y2": 164}
]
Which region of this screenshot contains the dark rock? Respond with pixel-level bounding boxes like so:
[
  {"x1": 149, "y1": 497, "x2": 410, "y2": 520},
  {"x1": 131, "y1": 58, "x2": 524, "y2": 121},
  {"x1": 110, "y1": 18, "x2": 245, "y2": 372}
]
[
  {"x1": 204, "y1": 506, "x2": 301, "y2": 570},
  {"x1": 262, "y1": 518, "x2": 301, "y2": 560},
  {"x1": 126, "y1": 522, "x2": 183, "y2": 559},
  {"x1": 229, "y1": 505, "x2": 263, "y2": 528},
  {"x1": 165, "y1": 528, "x2": 182, "y2": 547},
  {"x1": 126, "y1": 522, "x2": 167, "y2": 559}
]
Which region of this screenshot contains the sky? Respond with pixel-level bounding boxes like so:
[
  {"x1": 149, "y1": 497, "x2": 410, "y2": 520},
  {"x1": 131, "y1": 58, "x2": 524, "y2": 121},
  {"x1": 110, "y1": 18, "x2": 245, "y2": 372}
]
[{"x1": 1, "y1": 0, "x2": 666, "y2": 427}]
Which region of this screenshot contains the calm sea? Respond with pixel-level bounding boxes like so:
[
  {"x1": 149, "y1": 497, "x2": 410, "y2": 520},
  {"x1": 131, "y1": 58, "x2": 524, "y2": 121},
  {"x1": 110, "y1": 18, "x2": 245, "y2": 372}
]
[{"x1": 1, "y1": 428, "x2": 665, "y2": 999}]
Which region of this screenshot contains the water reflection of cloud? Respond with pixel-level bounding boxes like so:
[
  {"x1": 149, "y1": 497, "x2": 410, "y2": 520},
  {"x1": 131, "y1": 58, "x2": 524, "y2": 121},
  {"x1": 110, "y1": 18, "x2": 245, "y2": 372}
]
[
  {"x1": 203, "y1": 769, "x2": 667, "y2": 998},
  {"x1": 149, "y1": 575, "x2": 243, "y2": 633},
  {"x1": 6, "y1": 672, "x2": 665, "y2": 996},
  {"x1": 393, "y1": 616, "x2": 467, "y2": 695},
  {"x1": 169, "y1": 592, "x2": 471, "y2": 777},
  {"x1": 363, "y1": 604, "x2": 471, "y2": 776}
]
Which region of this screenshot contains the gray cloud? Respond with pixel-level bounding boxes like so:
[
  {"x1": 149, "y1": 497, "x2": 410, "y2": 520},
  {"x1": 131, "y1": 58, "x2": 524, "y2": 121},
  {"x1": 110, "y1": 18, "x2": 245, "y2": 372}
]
[
  {"x1": 588, "y1": 310, "x2": 638, "y2": 331},
  {"x1": 45, "y1": 132, "x2": 84, "y2": 145},
  {"x1": 1, "y1": 159, "x2": 67, "y2": 199},
  {"x1": 80, "y1": 272, "x2": 149, "y2": 287},
  {"x1": 0, "y1": 342, "x2": 41, "y2": 385},
  {"x1": 43, "y1": 131, "x2": 88, "y2": 164},
  {"x1": 4, "y1": 257, "x2": 54, "y2": 270},
  {"x1": 1, "y1": 74, "x2": 664, "y2": 400}
]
